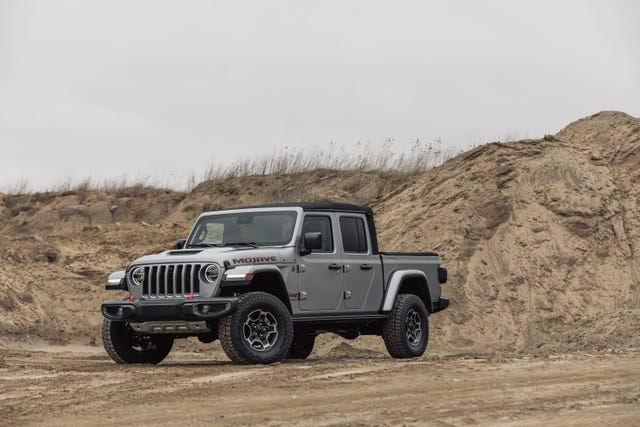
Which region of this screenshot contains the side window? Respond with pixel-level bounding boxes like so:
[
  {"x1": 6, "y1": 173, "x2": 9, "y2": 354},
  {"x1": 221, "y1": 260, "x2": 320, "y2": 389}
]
[
  {"x1": 302, "y1": 215, "x2": 334, "y2": 253},
  {"x1": 339, "y1": 216, "x2": 368, "y2": 253}
]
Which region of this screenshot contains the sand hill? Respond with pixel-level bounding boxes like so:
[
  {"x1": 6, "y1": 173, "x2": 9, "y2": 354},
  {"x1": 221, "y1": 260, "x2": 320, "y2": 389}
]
[{"x1": 1, "y1": 111, "x2": 638, "y2": 355}]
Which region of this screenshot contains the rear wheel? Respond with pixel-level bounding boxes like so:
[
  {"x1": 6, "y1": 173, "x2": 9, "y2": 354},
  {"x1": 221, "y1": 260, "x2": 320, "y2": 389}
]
[
  {"x1": 382, "y1": 294, "x2": 429, "y2": 358},
  {"x1": 218, "y1": 292, "x2": 293, "y2": 364},
  {"x1": 102, "y1": 319, "x2": 174, "y2": 364},
  {"x1": 288, "y1": 333, "x2": 315, "y2": 359}
]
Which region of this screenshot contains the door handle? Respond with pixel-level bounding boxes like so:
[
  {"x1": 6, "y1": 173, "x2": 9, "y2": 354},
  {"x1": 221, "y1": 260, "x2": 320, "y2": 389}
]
[
  {"x1": 360, "y1": 264, "x2": 373, "y2": 270},
  {"x1": 328, "y1": 264, "x2": 342, "y2": 271}
]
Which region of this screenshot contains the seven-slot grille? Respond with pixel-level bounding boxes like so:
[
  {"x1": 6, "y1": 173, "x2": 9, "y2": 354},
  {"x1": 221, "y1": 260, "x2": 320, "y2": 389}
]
[{"x1": 140, "y1": 264, "x2": 202, "y2": 297}]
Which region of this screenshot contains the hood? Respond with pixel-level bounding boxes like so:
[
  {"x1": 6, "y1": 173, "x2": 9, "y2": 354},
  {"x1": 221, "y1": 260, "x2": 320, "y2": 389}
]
[{"x1": 129, "y1": 246, "x2": 293, "y2": 268}]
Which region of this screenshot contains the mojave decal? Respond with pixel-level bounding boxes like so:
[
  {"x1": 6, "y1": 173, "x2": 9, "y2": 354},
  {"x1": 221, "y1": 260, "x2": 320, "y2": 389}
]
[{"x1": 232, "y1": 256, "x2": 278, "y2": 265}]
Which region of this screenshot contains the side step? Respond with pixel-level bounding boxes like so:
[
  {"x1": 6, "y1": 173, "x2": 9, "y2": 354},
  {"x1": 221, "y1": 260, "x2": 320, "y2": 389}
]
[{"x1": 292, "y1": 313, "x2": 389, "y2": 323}]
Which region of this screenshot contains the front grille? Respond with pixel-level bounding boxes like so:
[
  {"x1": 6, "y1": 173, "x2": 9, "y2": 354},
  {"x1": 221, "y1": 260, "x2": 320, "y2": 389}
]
[{"x1": 140, "y1": 264, "x2": 202, "y2": 298}]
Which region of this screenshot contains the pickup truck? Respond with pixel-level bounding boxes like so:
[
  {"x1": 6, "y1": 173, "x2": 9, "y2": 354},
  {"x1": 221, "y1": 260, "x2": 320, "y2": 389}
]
[{"x1": 101, "y1": 202, "x2": 449, "y2": 364}]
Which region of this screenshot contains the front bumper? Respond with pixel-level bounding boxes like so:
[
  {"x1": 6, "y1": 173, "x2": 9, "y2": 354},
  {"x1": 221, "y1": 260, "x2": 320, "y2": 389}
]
[{"x1": 101, "y1": 297, "x2": 238, "y2": 322}]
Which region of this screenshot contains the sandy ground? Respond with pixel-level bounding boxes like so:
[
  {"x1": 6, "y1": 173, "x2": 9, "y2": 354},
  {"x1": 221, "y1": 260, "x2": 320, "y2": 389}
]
[{"x1": 0, "y1": 344, "x2": 638, "y2": 427}]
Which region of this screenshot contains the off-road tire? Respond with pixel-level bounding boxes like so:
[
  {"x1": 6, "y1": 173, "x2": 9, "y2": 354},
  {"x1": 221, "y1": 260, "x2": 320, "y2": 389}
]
[
  {"x1": 102, "y1": 319, "x2": 174, "y2": 364},
  {"x1": 218, "y1": 292, "x2": 293, "y2": 364},
  {"x1": 288, "y1": 334, "x2": 315, "y2": 359},
  {"x1": 382, "y1": 294, "x2": 429, "y2": 358}
]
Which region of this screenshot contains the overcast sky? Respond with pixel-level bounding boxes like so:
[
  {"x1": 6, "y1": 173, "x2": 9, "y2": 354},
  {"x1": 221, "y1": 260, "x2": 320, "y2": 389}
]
[{"x1": 1, "y1": 0, "x2": 639, "y2": 192}]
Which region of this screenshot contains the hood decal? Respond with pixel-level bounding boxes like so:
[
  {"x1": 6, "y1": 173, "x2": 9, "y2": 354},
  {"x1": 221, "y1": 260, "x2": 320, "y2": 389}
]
[{"x1": 232, "y1": 256, "x2": 278, "y2": 265}]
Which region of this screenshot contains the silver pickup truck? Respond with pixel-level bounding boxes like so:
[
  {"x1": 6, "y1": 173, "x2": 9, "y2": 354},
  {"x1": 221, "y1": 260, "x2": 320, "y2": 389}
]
[{"x1": 101, "y1": 203, "x2": 449, "y2": 364}]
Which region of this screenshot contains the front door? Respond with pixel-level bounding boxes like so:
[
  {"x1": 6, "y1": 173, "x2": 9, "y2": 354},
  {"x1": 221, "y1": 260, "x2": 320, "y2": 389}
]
[{"x1": 298, "y1": 214, "x2": 343, "y2": 311}]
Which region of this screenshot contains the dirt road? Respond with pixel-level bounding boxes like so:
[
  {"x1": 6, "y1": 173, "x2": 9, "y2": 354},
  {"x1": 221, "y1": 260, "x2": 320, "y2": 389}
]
[{"x1": 0, "y1": 343, "x2": 638, "y2": 426}]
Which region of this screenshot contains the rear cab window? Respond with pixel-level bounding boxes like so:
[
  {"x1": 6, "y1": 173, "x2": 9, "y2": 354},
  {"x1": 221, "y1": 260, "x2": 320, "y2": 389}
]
[{"x1": 339, "y1": 216, "x2": 369, "y2": 254}]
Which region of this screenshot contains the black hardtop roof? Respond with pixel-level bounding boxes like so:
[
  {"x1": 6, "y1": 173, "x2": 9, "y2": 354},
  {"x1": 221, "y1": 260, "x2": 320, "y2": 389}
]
[{"x1": 221, "y1": 202, "x2": 373, "y2": 216}]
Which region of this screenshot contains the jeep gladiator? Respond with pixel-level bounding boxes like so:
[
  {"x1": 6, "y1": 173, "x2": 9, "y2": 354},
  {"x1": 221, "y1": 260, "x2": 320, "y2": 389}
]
[{"x1": 101, "y1": 203, "x2": 449, "y2": 364}]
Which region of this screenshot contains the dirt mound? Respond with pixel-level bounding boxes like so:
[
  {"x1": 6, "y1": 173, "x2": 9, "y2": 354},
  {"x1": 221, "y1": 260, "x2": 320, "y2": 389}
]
[
  {"x1": 375, "y1": 111, "x2": 640, "y2": 353},
  {"x1": 1, "y1": 111, "x2": 639, "y2": 355},
  {"x1": 313, "y1": 335, "x2": 387, "y2": 359}
]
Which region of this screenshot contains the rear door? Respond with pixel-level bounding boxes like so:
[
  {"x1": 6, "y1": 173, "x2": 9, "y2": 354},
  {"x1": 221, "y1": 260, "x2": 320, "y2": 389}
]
[
  {"x1": 298, "y1": 213, "x2": 343, "y2": 311},
  {"x1": 338, "y1": 214, "x2": 382, "y2": 310}
]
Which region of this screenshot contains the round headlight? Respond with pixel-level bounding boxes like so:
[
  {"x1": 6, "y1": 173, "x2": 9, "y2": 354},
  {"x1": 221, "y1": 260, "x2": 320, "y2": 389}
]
[
  {"x1": 203, "y1": 264, "x2": 220, "y2": 284},
  {"x1": 131, "y1": 267, "x2": 144, "y2": 286}
]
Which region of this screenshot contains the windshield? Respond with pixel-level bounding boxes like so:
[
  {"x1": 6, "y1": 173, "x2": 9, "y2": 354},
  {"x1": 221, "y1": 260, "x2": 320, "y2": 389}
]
[{"x1": 187, "y1": 211, "x2": 298, "y2": 248}]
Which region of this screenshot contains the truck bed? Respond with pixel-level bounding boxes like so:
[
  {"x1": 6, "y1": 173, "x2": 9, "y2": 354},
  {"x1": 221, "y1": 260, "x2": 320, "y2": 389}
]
[{"x1": 379, "y1": 252, "x2": 443, "y2": 305}]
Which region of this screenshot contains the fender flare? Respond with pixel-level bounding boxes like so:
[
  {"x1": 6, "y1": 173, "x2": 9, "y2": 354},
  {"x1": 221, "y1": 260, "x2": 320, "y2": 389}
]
[
  {"x1": 220, "y1": 264, "x2": 292, "y2": 312},
  {"x1": 106, "y1": 270, "x2": 127, "y2": 290},
  {"x1": 381, "y1": 270, "x2": 429, "y2": 312},
  {"x1": 220, "y1": 264, "x2": 282, "y2": 286}
]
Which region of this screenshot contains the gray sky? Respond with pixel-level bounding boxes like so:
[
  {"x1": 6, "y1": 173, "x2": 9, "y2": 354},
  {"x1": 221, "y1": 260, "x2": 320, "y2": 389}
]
[{"x1": 1, "y1": 0, "x2": 639, "y2": 192}]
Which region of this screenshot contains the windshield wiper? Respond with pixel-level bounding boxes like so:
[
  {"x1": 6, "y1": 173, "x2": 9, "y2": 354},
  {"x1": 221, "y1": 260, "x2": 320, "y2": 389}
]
[
  {"x1": 187, "y1": 243, "x2": 224, "y2": 248},
  {"x1": 224, "y1": 241, "x2": 259, "y2": 248}
]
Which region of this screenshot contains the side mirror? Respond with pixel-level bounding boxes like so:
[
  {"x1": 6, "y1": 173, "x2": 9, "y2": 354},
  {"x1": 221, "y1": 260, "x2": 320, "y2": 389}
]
[
  {"x1": 174, "y1": 239, "x2": 186, "y2": 250},
  {"x1": 298, "y1": 232, "x2": 323, "y2": 256},
  {"x1": 304, "y1": 232, "x2": 323, "y2": 251}
]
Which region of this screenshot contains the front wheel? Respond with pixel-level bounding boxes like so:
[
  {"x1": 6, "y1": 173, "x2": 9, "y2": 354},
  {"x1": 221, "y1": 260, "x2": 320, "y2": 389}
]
[
  {"x1": 382, "y1": 294, "x2": 429, "y2": 358},
  {"x1": 102, "y1": 319, "x2": 174, "y2": 364},
  {"x1": 218, "y1": 292, "x2": 293, "y2": 364}
]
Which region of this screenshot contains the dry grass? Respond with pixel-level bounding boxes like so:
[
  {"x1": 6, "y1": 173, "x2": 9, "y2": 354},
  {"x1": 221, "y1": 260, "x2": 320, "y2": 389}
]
[
  {"x1": 2, "y1": 178, "x2": 30, "y2": 195},
  {"x1": 1, "y1": 140, "x2": 460, "y2": 195},
  {"x1": 1, "y1": 175, "x2": 171, "y2": 197},
  {"x1": 202, "y1": 139, "x2": 458, "y2": 180}
]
